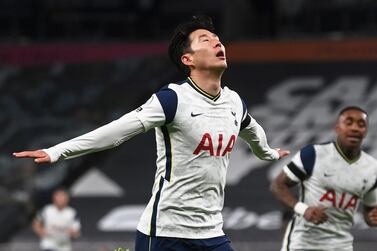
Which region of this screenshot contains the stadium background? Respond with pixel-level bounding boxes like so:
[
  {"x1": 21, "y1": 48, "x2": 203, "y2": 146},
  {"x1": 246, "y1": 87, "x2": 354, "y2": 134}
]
[{"x1": 1, "y1": 0, "x2": 377, "y2": 250}]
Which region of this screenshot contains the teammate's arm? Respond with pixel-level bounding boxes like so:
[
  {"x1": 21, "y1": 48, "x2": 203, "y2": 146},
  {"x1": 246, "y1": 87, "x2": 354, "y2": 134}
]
[
  {"x1": 271, "y1": 171, "x2": 328, "y2": 225},
  {"x1": 32, "y1": 218, "x2": 48, "y2": 238},
  {"x1": 270, "y1": 171, "x2": 299, "y2": 208}
]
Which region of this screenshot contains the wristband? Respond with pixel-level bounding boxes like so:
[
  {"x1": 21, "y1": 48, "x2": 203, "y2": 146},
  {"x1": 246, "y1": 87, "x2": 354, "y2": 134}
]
[{"x1": 294, "y1": 202, "x2": 309, "y2": 216}]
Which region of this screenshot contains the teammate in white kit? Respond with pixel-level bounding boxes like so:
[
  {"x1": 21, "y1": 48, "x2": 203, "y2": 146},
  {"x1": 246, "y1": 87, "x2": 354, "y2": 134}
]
[
  {"x1": 14, "y1": 16, "x2": 289, "y2": 251},
  {"x1": 32, "y1": 188, "x2": 81, "y2": 251},
  {"x1": 271, "y1": 106, "x2": 377, "y2": 251}
]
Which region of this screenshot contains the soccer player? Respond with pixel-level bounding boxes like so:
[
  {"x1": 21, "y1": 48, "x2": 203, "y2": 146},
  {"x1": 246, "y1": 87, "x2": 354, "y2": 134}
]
[
  {"x1": 271, "y1": 106, "x2": 377, "y2": 251},
  {"x1": 32, "y1": 188, "x2": 81, "y2": 251},
  {"x1": 14, "y1": 16, "x2": 289, "y2": 251}
]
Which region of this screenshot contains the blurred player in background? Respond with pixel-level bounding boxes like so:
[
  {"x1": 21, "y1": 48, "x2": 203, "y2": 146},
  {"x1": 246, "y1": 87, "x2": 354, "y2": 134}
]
[
  {"x1": 32, "y1": 188, "x2": 80, "y2": 251},
  {"x1": 14, "y1": 15, "x2": 289, "y2": 251},
  {"x1": 271, "y1": 106, "x2": 377, "y2": 251}
]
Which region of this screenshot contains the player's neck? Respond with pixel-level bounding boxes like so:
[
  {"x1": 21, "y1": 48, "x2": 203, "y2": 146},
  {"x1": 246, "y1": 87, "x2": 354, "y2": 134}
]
[
  {"x1": 54, "y1": 204, "x2": 66, "y2": 211},
  {"x1": 336, "y1": 139, "x2": 361, "y2": 161},
  {"x1": 189, "y1": 71, "x2": 222, "y2": 97}
]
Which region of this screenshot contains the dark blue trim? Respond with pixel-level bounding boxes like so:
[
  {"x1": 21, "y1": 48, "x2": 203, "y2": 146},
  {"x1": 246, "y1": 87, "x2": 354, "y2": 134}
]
[
  {"x1": 300, "y1": 144, "x2": 316, "y2": 177},
  {"x1": 240, "y1": 114, "x2": 251, "y2": 131},
  {"x1": 286, "y1": 216, "x2": 296, "y2": 251},
  {"x1": 240, "y1": 98, "x2": 251, "y2": 131},
  {"x1": 301, "y1": 182, "x2": 305, "y2": 202},
  {"x1": 369, "y1": 179, "x2": 377, "y2": 192},
  {"x1": 175, "y1": 79, "x2": 187, "y2": 85},
  {"x1": 187, "y1": 77, "x2": 221, "y2": 101},
  {"x1": 318, "y1": 141, "x2": 331, "y2": 145},
  {"x1": 241, "y1": 98, "x2": 248, "y2": 119},
  {"x1": 287, "y1": 162, "x2": 307, "y2": 181},
  {"x1": 161, "y1": 126, "x2": 172, "y2": 181},
  {"x1": 136, "y1": 230, "x2": 232, "y2": 250},
  {"x1": 150, "y1": 176, "x2": 165, "y2": 237},
  {"x1": 155, "y1": 88, "x2": 178, "y2": 124}
]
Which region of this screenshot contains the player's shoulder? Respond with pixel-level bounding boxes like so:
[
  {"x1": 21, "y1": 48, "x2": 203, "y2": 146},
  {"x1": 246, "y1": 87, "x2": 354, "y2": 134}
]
[
  {"x1": 314, "y1": 141, "x2": 333, "y2": 151},
  {"x1": 222, "y1": 85, "x2": 239, "y2": 98},
  {"x1": 154, "y1": 79, "x2": 190, "y2": 100},
  {"x1": 297, "y1": 142, "x2": 332, "y2": 161},
  {"x1": 361, "y1": 150, "x2": 377, "y2": 167},
  {"x1": 162, "y1": 79, "x2": 189, "y2": 91},
  {"x1": 301, "y1": 141, "x2": 332, "y2": 152},
  {"x1": 66, "y1": 206, "x2": 78, "y2": 214},
  {"x1": 39, "y1": 204, "x2": 57, "y2": 217},
  {"x1": 44, "y1": 204, "x2": 55, "y2": 211},
  {"x1": 221, "y1": 85, "x2": 246, "y2": 108}
]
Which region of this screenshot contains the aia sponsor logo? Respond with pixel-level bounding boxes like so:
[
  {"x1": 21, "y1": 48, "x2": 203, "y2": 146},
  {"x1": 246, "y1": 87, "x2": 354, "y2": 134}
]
[
  {"x1": 319, "y1": 189, "x2": 358, "y2": 210},
  {"x1": 193, "y1": 133, "x2": 236, "y2": 156}
]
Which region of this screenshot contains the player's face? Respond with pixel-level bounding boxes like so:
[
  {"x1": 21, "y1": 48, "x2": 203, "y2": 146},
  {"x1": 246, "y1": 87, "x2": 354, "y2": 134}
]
[
  {"x1": 183, "y1": 29, "x2": 227, "y2": 72},
  {"x1": 335, "y1": 109, "x2": 368, "y2": 149},
  {"x1": 53, "y1": 190, "x2": 69, "y2": 209}
]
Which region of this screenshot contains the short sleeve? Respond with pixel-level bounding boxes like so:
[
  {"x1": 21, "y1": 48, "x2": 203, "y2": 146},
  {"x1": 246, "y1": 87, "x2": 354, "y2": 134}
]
[
  {"x1": 283, "y1": 144, "x2": 316, "y2": 182},
  {"x1": 134, "y1": 88, "x2": 178, "y2": 131}
]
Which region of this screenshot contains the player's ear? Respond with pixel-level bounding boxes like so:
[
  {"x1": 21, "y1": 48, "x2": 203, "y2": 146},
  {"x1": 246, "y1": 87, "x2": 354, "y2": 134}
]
[{"x1": 181, "y1": 53, "x2": 194, "y2": 67}]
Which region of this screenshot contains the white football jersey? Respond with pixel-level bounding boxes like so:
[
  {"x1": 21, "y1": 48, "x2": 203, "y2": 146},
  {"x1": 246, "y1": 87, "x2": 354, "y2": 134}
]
[
  {"x1": 282, "y1": 142, "x2": 377, "y2": 251},
  {"x1": 36, "y1": 205, "x2": 80, "y2": 251},
  {"x1": 135, "y1": 77, "x2": 278, "y2": 238},
  {"x1": 44, "y1": 77, "x2": 278, "y2": 239}
]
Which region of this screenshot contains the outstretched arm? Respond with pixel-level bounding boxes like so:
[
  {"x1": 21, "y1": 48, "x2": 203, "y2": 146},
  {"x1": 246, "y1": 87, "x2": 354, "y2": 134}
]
[
  {"x1": 32, "y1": 218, "x2": 48, "y2": 238},
  {"x1": 14, "y1": 110, "x2": 145, "y2": 163},
  {"x1": 239, "y1": 114, "x2": 290, "y2": 160},
  {"x1": 271, "y1": 171, "x2": 328, "y2": 225},
  {"x1": 13, "y1": 89, "x2": 175, "y2": 163}
]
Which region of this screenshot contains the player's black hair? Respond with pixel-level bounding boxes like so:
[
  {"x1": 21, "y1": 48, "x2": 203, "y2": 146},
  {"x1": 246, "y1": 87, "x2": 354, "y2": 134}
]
[
  {"x1": 338, "y1": 106, "x2": 368, "y2": 117},
  {"x1": 168, "y1": 15, "x2": 215, "y2": 74}
]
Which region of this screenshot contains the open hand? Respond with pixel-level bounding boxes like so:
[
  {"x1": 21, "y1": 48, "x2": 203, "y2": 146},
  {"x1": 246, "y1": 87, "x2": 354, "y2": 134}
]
[
  {"x1": 275, "y1": 148, "x2": 290, "y2": 159},
  {"x1": 13, "y1": 150, "x2": 51, "y2": 163},
  {"x1": 367, "y1": 207, "x2": 377, "y2": 225}
]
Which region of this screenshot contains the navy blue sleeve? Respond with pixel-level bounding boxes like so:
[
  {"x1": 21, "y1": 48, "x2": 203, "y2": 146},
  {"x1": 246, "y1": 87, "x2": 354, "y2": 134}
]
[
  {"x1": 240, "y1": 98, "x2": 251, "y2": 131},
  {"x1": 155, "y1": 87, "x2": 178, "y2": 124},
  {"x1": 368, "y1": 179, "x2": 377, "y2": 192},
  {"x1": 300, "y1": 144, "x2": 316, "y2": 177}
]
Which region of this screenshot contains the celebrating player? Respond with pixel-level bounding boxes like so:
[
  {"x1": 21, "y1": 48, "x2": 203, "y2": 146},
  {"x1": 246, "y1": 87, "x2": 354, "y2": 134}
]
[
  {"x1": 14, "y1": 15, "x2": 289, "y2": 251},
  {"x1": 271, "y1": 106, "x2": 377, "y2": 251}
]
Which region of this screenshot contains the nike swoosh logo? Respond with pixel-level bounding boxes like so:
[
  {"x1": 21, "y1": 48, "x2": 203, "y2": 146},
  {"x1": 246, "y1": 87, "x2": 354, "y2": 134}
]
[
  {"x1": 191, "y1": 112, "x2": 204, "y2": 117},
  {"x1": 323, "y1": 173, "x2": 334, "y2": 177},
  {"x1": 231, "y1": 111, "x2": 236, "y2": 116}
]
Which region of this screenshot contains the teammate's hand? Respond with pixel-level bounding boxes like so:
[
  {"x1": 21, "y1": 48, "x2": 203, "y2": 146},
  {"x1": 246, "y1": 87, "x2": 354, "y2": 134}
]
[
  {"x1": 303, "y1": 206, "x2": 328, "y2": 225},
  {"x1": 275, "y1": 148, "x2": 290, "y2": 159},
  {"x1": 67, "y1": 228, "x2": 80, "y2": 239},
  {"x1": 13, "y1": 150, "x2": 51, "y2": 163},
  {"x1": 367, "y1": 207, "x2": 377, "y2": 225}
]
